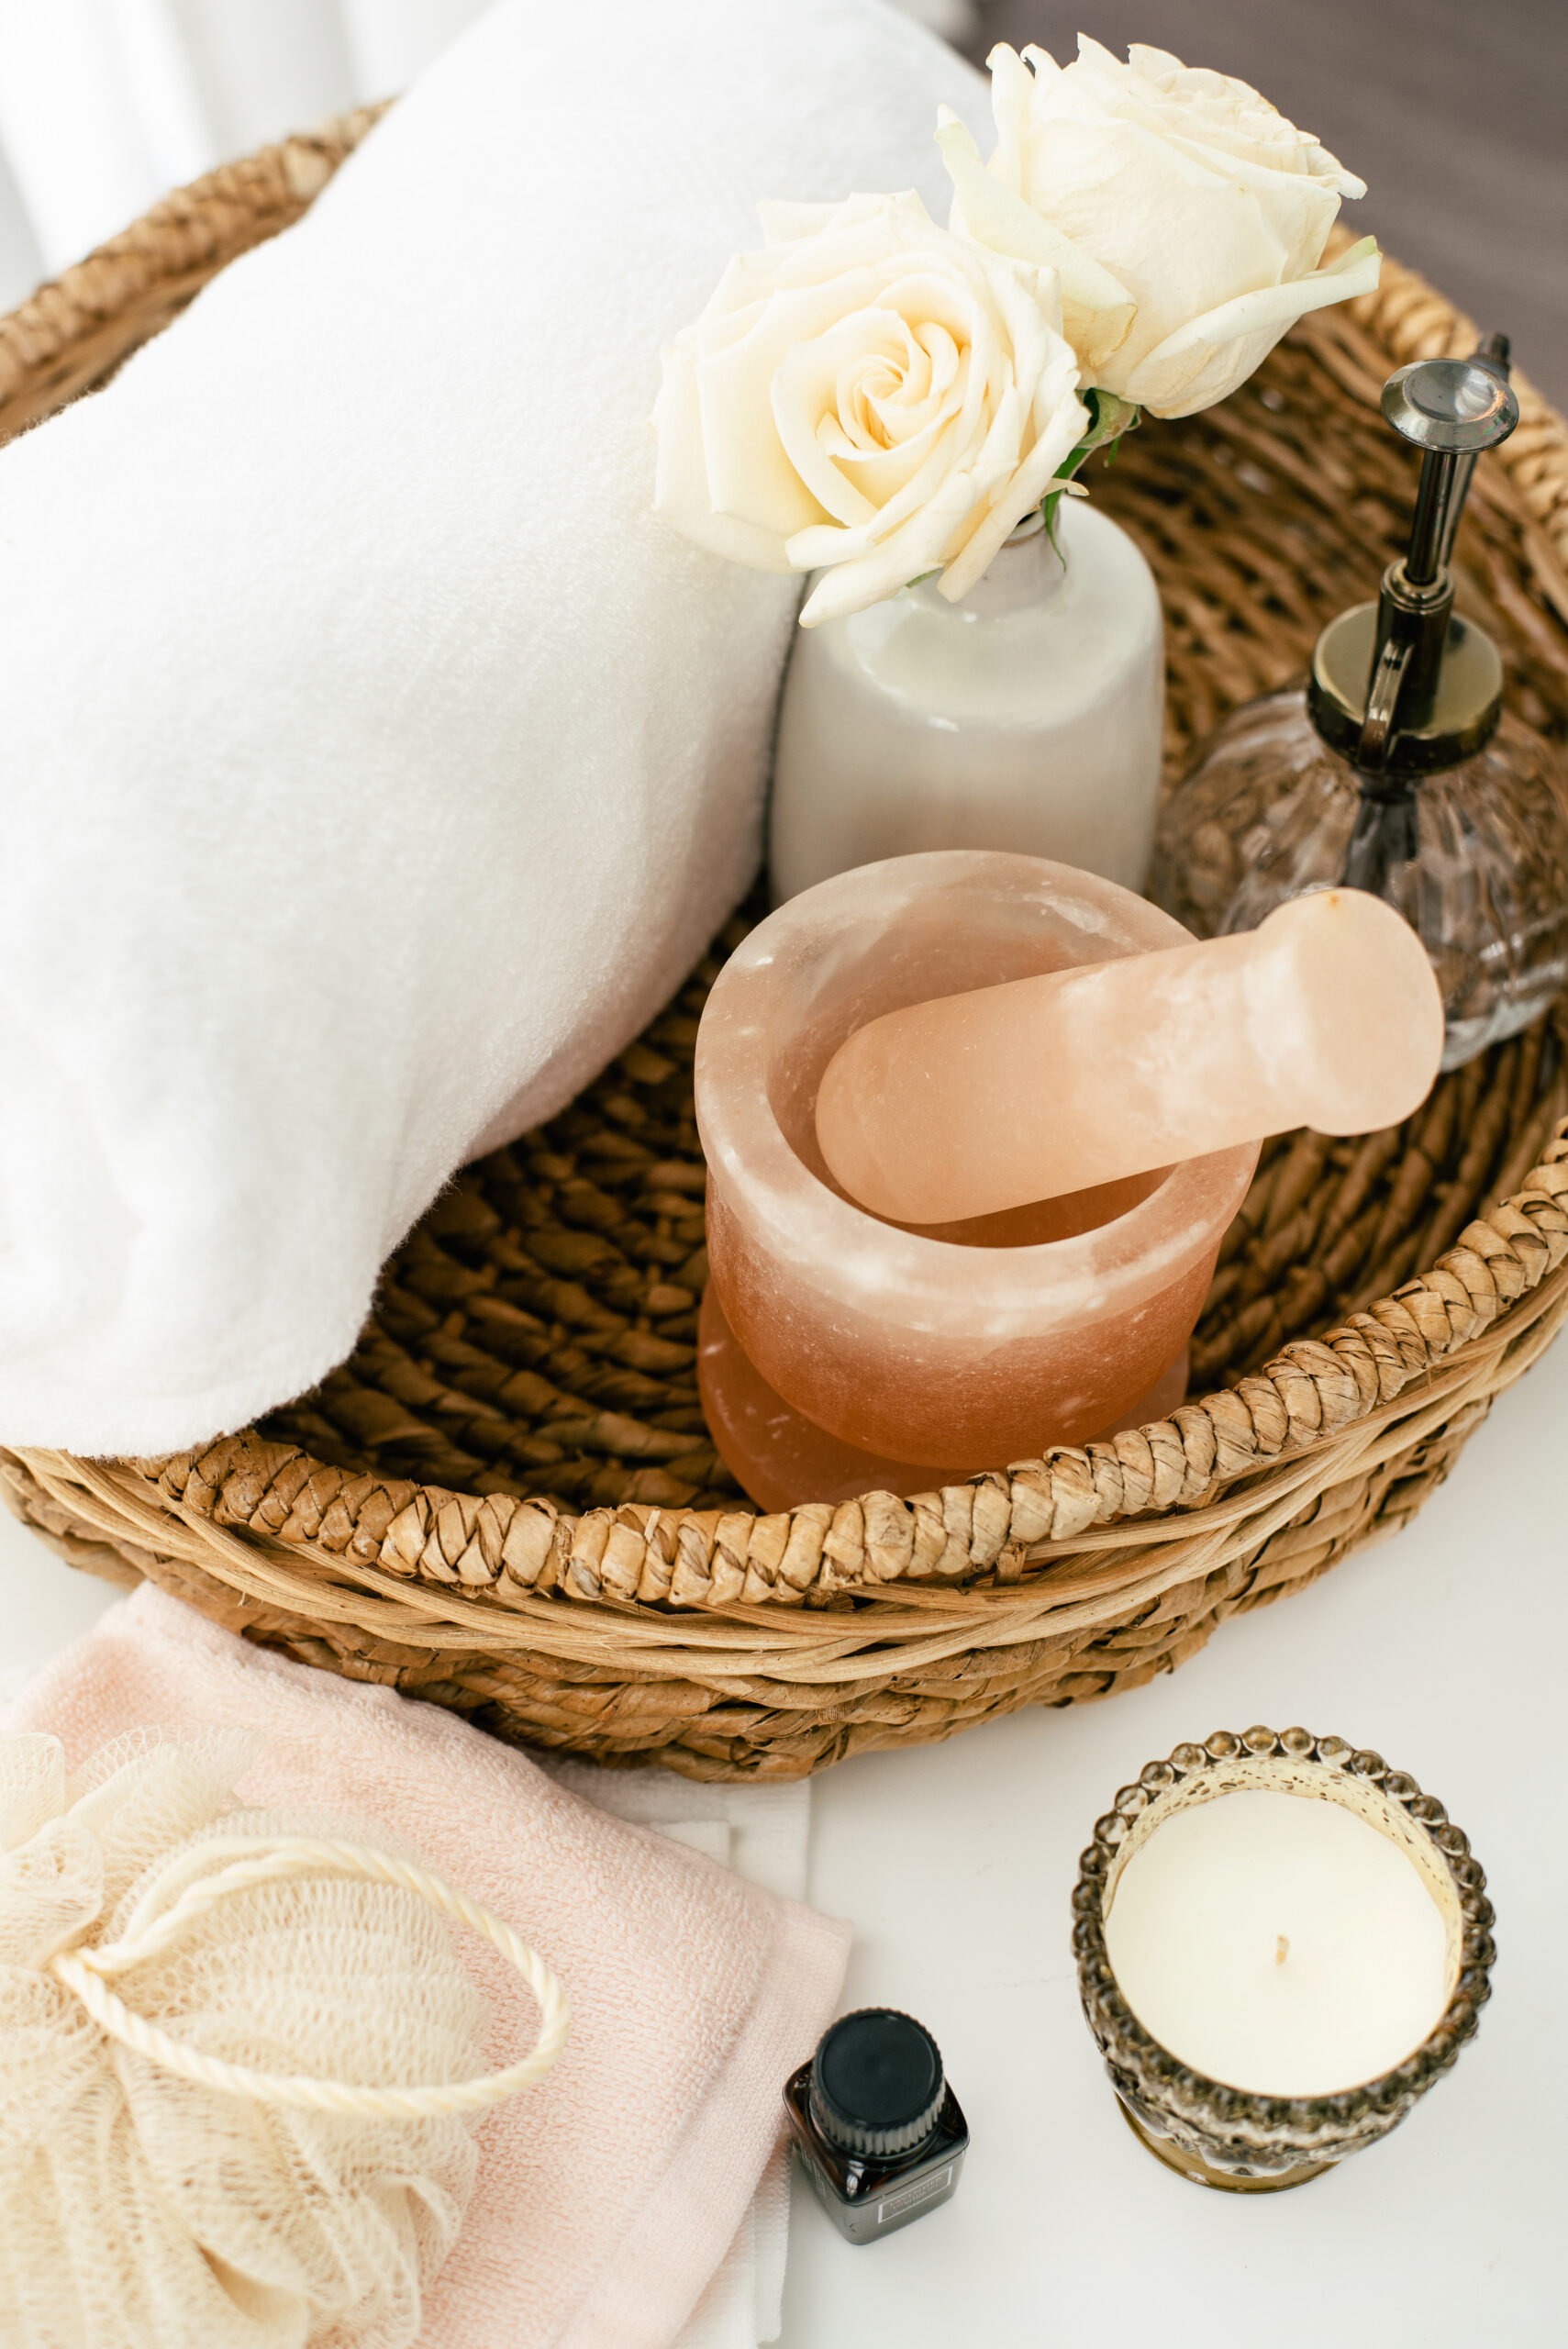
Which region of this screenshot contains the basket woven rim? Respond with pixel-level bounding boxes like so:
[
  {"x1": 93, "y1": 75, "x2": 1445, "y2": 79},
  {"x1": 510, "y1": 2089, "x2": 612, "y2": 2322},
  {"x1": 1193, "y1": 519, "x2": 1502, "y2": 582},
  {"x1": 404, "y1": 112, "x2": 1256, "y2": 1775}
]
[
  {"x1": 88, "y1": 1128, "x2": 1568, "y2": 1617},
  {"x1": 3, "y1": 110, "x2": 1567, "y2": 1624},
  {"x1": 8, "y1": 1207, "x2": 1567, "y2": 1671}
]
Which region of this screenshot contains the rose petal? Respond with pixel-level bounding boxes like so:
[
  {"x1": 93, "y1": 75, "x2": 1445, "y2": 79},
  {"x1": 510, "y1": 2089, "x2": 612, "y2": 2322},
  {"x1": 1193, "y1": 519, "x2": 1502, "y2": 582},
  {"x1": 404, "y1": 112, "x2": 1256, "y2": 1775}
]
[
  {"x1": 754, "y1": 198, "x2": 839, "y2": 243},
  {"x1": 1123, "y1": 40, "x2": 1366, "y2": 196},
  {"x1": 937, "y1": 111, "x2": 1135, "y2": 378},
  {"x1": 773, "y1": 299, "x2": 973, "y2": 525},
  {"x1": 772, "y1": 311, "x2": 909, "y2": 525},
  {"x1": 696, "y1": 273, "x2": 889, "y2": 535},
  {"x1": 797, "y1": 467, "x2": 984, "y2": 625},
  {"x1": 791, "y1": 404, "x2": 968, "y2": 558},
  {"x1": 1016, "y1": 116, "x2": 1300, "y2": 378},
  {"x1": 1121, "y1": 234, "x2": 1381, "y2": 415},
  {"x1": 939, "y1": 373, "x2": 1088, "y2": 602},
  {"x1": 652, "y1": 339, "x2": 795, "y2": 570},
  {"x1": 984, "y1": 41, "x2": 1027, "y2": 190}
]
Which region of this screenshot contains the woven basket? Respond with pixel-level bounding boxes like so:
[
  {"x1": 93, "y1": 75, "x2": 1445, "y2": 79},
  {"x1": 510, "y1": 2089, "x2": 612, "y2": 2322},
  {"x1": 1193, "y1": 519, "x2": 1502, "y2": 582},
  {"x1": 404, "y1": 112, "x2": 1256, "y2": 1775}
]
[{"x1": 5, "y1": 117, "x2": 1568, "y2": 1781}]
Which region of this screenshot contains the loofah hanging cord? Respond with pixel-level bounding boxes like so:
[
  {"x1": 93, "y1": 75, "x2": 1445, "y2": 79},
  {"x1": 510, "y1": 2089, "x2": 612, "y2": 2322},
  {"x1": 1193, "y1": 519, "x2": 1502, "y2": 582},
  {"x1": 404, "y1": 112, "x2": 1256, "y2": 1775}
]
[{"x1": 51, "y1": 1831, "x2": 569, "y2": 2118}]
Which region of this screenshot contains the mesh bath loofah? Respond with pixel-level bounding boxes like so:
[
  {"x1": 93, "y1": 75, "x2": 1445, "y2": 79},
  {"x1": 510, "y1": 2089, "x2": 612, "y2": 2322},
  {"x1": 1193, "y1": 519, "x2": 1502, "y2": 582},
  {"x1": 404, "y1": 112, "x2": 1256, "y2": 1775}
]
[{"x1": 0, "y1": 1729, "x2": 567, "y2": 2349}]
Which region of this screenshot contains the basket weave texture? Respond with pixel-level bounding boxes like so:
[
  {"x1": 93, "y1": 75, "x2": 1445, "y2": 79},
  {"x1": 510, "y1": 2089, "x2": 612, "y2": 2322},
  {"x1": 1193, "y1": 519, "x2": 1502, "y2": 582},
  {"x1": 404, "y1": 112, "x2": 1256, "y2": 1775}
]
[{"x1": 4, "y1": 117, "x2": 1568, "y2": 1779}]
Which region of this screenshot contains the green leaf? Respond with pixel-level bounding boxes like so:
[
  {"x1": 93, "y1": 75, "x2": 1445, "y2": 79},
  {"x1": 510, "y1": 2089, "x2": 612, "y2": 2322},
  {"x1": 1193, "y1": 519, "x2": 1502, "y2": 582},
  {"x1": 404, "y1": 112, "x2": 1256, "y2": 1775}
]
[
  {"x1": 1061, "y1": 388, "x2": 1140, "y2": 480},
  {"x1": 1038, "y1": 391, "x2": 1141, "y2": 552}
]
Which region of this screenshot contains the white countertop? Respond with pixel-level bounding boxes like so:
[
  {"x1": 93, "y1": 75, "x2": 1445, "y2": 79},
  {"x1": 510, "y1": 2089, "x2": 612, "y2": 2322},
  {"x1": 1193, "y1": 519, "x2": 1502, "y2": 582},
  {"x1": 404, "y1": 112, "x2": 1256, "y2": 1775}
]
[{"x1": 4, "y1": 1340, "x2": 1564, "y2": 2346}]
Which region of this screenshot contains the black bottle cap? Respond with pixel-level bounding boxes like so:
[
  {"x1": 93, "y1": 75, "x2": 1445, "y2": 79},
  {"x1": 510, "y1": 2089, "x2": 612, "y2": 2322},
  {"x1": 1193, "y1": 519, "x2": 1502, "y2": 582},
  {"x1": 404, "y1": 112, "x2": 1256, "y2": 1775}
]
[{"x1": 808, "y1": 2009, "x2": 945, "y2": 2160}]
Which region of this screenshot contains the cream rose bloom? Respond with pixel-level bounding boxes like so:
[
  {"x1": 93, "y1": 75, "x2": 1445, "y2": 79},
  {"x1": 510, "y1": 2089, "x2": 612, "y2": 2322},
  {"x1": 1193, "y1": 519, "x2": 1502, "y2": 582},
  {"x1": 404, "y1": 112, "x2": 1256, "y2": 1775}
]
[
  {"x1": 941, "y1": 37, "x2": 1381, "y2": 417},
  {"x1": 653, "y1": 191, "x2": 1088, "y2": 624}
]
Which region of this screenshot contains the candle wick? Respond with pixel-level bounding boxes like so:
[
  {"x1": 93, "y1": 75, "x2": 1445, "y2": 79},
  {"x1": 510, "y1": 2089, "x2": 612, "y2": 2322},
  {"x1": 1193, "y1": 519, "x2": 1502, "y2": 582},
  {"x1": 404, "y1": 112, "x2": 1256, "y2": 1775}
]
[{"x1": 1275, "y1": 1934, "x2": 1289, "y2": 1966}]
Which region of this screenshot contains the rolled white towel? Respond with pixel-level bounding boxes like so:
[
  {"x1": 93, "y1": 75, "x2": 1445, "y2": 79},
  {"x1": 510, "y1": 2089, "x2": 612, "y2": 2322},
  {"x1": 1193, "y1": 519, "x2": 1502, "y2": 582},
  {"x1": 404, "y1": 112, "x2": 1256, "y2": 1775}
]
[{"x1": 0, "y1": 0, "x2": 983, "y2": 1454}]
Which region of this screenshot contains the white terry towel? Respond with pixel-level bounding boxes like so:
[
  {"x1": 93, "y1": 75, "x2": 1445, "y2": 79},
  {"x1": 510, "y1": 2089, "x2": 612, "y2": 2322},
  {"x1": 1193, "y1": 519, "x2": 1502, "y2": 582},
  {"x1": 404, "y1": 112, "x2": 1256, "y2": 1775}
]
[{"x1": 0, "y1": 0, "x2": 984, "y2": 1456}]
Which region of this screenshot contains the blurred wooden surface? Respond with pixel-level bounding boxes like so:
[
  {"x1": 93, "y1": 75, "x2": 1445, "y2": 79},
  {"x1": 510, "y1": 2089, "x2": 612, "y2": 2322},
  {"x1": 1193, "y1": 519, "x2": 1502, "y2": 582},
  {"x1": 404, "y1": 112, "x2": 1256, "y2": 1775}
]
[{"x1": 968, "y1": 0, "x2": 1568, "y2": 410}]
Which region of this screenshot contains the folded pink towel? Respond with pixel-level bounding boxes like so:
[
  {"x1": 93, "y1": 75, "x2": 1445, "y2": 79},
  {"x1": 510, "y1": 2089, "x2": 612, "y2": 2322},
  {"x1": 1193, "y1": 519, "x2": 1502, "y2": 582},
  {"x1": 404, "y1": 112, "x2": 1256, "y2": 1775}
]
[{"x1": 11, "y1": 1586, "x2": 851, "y2": 2349}]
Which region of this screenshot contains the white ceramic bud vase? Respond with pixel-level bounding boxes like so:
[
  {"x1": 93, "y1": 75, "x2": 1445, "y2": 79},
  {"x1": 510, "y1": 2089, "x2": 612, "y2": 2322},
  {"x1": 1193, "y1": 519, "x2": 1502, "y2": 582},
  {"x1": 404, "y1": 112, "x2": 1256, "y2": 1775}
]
[{"x1": 769, "y1": 496, "x2": 1164, "y2": 902}]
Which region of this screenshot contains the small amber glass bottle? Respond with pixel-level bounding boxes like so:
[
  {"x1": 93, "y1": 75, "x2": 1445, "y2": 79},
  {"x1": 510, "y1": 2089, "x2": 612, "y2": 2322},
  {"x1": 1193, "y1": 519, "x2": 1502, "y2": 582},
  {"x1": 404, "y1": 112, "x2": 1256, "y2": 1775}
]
[{"x1": 783, "y1": 2008, "x2": 969, "y2": 2245}]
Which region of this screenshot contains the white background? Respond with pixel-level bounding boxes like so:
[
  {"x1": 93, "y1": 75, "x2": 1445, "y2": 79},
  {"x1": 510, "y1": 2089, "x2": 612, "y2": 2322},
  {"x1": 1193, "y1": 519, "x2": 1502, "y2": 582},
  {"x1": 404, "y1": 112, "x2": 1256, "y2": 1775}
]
[{"x1": 5, "y1": 1326, "x2": 1564, "y2": 2345}]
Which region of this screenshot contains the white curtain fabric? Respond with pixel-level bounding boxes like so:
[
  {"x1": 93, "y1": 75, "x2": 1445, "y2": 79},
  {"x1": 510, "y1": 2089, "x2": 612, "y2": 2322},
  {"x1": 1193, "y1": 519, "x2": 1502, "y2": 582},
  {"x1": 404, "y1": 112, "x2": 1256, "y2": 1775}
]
[
  {"x1": 0, "y1": 0, "x2": 973, "y2": 315},
  {"x1": 0, "y1": 1, "x2": 487, "y2": 307}
]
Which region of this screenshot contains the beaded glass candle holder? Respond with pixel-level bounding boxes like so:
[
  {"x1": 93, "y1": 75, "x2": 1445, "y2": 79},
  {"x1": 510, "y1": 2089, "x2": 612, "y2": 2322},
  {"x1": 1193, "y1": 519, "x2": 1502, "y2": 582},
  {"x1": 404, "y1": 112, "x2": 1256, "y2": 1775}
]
[{"x1": 1073, "y1": 1727, "x2": 1496, "y2": 2192}]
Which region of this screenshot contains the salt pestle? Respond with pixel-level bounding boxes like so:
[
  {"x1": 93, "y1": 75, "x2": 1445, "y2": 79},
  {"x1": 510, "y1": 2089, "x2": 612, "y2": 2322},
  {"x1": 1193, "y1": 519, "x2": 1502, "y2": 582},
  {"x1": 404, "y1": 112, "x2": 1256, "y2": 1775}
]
[{"x1": 815, "y1": 888, "x2": 1444, "y2": 1229}]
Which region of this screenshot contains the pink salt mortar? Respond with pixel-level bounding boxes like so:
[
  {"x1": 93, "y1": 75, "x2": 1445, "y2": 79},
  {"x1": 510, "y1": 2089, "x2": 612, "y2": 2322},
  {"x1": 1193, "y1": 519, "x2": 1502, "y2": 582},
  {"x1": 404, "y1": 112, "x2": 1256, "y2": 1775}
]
[
  {"x1": 693, "y1": 852, "x2": 1258, "y2": 1482},
  {"x1": 697, "y1": 1283, "x2": 1190, "y2": 1513}
]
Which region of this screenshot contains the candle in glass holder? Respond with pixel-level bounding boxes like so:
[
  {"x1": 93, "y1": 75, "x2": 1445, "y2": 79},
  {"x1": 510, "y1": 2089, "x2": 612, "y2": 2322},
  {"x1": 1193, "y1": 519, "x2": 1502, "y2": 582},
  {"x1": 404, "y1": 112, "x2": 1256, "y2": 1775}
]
[
  {"x1": 1106, "y1": 1790, "x2": 1449, "y2": 2097},
  {"x1": 694, "y1": 852, "x2": 1257, "y2": 1484},
  {"x1": 817, "y1": 887, "x2": 1444, "y2": 1229},
  {"x1": 1074, "y1": 1727, "x2": 1496, "y2": 2192}
]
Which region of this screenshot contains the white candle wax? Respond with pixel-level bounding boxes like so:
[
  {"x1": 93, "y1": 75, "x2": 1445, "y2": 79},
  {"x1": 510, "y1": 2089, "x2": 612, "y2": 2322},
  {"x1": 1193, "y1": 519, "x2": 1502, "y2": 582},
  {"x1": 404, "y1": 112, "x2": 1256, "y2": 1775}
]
[{"x1": 1104, "y1": 1790, "x2": 1451, "y2": 2097}]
